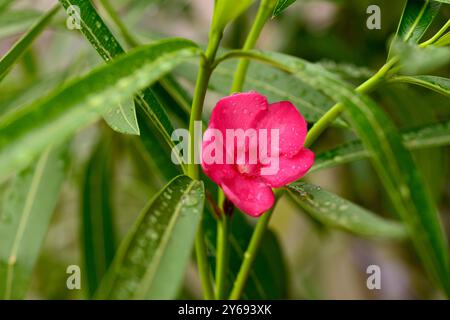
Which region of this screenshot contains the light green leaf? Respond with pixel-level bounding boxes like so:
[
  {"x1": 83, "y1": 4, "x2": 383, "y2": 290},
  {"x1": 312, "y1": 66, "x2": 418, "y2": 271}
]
[
  {"x1": 0, "y1": 146, "x2": 67, "y2": 299},
  {"x1": 212, "y1": 0, "x2": 255, "y2": 32},
  {"x1": 0, "y1": 38, "x2": 200, "y2": 181},
  {"x1": 391, "y1": 75, "x2": 450, "y2": 97},
  {"x1": 59, "y1": 0, "x2": 142, "y2": 135},
  {"x1": 311, "y1": 120, "x2": 450, "y2": 173},
  {"x1": 433, "y1": 0, "x2": 450, "y2": 3},
  {"x1": 96, "y1": 175, "x2": 204, "y2": 299},
  {"x1": 272, "y1": 0, "x2": 296, "y2": 17},
  {"x1": 81, "y1": 135, "x2": 116, "y2": 297},
  {"x1": 102, "y1": 98, "x2": 140, "y2": 135},
  {"x1": 215, "y1": 49, "x2": 450, "y2": 296},
  {"x1": 288, "y1": 182, "x2": 408, "y2": 240},
  {"x1": 0, "y1": 6, "x2": 58, "y2": 81}
]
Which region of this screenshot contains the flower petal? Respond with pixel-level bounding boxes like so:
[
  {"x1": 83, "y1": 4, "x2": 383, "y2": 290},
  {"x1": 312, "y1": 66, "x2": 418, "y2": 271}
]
[
  {"x1": 257, "y1": 101, "x2": 307, "y2": 157},
  {"x1": 260, "y1": 148, "x2": 315, "y2": 188},
  {"x1": 209, "y1": 92, "x2": 268, "y2": 134},
  {"x1": 220, "y1": 174, "x2": 275, "y2": 217}
]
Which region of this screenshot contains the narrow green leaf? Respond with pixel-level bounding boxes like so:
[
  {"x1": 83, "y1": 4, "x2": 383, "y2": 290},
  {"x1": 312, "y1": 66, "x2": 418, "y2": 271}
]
[
  {"x1": 0, "y1": 0, "x2": 14, "y2": 12},
  {"x1": 0, "y1": 38, "x2": 200, "y2": 180},
  {"x1": 395, "y1": 0, "x2": 441, "y2": 43},
  {"x1": 272, "y1": 0, "x2": 296, "y2": 17},
  {"x1": 0, "y1": 146, "x2": 67, "y2": 299},
  {"x1": 433, "y1": 0, "x2": 450, "y2": 4},
  {"x1": 311, "y1": 120, "x2": 450, "y2": 173},
  {"x1": 0, "y1": 5, "x2": 59, "y2": 81},
  {"x1": 391, "y1": 75, "x2": 450, "y2": 97},
  {"x1": 59, "y1": 0, "x2": 142, "y2": 135},
  {"x1": 81, "y1": 135, "x2": 116, "y2": 297},
  {"x1": 288, "y1": 182, "x2": 408, "y2": 240},
  {"x1": 217, "y1": 49, "x2": 450, "y2": 295},
  {"x1": 96, "y1": 175, "x2": 204, "y2": 299}
]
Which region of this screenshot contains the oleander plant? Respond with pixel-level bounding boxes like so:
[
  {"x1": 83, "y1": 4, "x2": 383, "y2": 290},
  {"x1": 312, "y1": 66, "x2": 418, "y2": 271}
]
[{"x1": 0, "y1": 0, "x2": 450, "y2": 300}]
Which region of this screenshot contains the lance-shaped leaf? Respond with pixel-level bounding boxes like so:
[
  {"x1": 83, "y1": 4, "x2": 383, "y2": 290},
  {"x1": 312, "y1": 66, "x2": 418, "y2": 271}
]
[
  {"x1": 0, "y1": 5, "x2": 59, "y2": 81},
  {"x1": 0, "y1": 146, "x2": 67, "y2": 299},
  {"x1": 0, "y1": 38, "x2": 200, "y2": 180},
  {"x1": 272, "y1": 0, "x2": 296, "y2": 17},
  {"x1": 435, "y1": 32, "x2": 450, "y2": 46},
  {"x1": 59, "y1": 0, "x2": 141, "y2": 135},
  {"x1": 96, "y1": 175, "x2": 204, "y2": 299},
  {"x1": 311, "y1": 120, "x2": 450, "y2": 173},
  {"x1": 395, "y1": 0, "x2": 441, "y2": 43},
  {"x1": 288, "y1": 182, "x2": 408, "y2": 240},
  {"x1": 391, "y1": 75, "x2": 450, "y2": 97},
  {"x1": 215, "y1": 49, "x2": 450, "y2": 296},
  {"x1": 81, "y1": 135, "x2": 116, "y2": 297}
]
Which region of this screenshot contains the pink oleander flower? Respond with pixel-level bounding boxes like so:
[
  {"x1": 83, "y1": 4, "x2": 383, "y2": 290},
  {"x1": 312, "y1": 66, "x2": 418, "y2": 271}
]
[{"x1": 201, "y1": 92, "x2": 315, "y2": 217}]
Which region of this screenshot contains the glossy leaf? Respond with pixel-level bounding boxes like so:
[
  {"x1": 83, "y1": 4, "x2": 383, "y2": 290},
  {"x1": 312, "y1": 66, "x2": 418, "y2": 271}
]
[
  {"x1": 59, "y1": 0, "x2": 141, "y2": 135},
  {"x1": 0, "y1": 146, "x2": 67, "y2": 299},
  {"x1": 311, "y1": 120, "x2": 450, "y2": 173},
  {"x1": 288, "y1": 182, "x2": 408, "y2": 240},
  {"x1": 0, "y1": 38, "x2": 200, "y2": 181},
  {"x1": 391, "y1": 75, "x2": 450, "y2": 97},
  {"x1": 272, "y1": 0, "x2": 296, "y2": 17},
  {"x1": 216, "y1": 49, "x2": 450, "y2": 295},
  {"x1": 0, "y1": 6, "x2": 58, "y2": 81},
  {"x1": 395, "y1": 0, "x2": 441, "y2": 43},
  {"x1": 81, "y1": 135, "x2": 116, "y2": 297},
  {"x1": 96, "y1": 175, "x2": 204, "y2": 299}
]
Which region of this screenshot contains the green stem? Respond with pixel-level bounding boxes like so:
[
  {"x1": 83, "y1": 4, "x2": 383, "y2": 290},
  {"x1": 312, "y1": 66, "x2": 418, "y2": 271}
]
[
  {"x1": 419, "y1": 19, "x2": 450, "y2": 48},
  {"x1": 189, "y1": 31, "x2": 222, "y2": 300},
  {"x1": 304, "y1": 57, "x2": 398, "y2": 148},
  {"x1": 215, "y1": 212, "x2": 229, "y2": 299},
  {"x1": 231, "y1": 0, "x2": 275, "y2": 92},
  {"x1": 228, "y1": 197, "x2": 278, "y2": 300}
]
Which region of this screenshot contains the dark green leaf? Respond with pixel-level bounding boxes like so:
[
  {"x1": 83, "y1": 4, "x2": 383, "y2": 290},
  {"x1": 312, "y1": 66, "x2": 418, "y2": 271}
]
[
  {"x1": 0, "y1": 146, "x2": 67, "y2": 299},
  {"x1": 0, "y1": 6, "x2": 58, "y2": 80},
  {"x1": 81, "y1": 135, "x2": 116, "y2": 297},
  {"x1": 0, "y1": 38, "x2": 200, "y2": 180},
  {"x1": 288, "y1": 182, "x2": 408, "y2": 240},
  {"x1": 272, "y1": 0, "x2": 296, "y2": 17},
  {"x1": 96, "y1": 175, "x2": 204, "y2": 299}
]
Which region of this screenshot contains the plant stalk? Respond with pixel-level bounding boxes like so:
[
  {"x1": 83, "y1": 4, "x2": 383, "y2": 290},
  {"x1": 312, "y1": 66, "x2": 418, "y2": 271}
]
[{"x1": 189, "y1": 31, "x2": 222, "y2": 300}]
